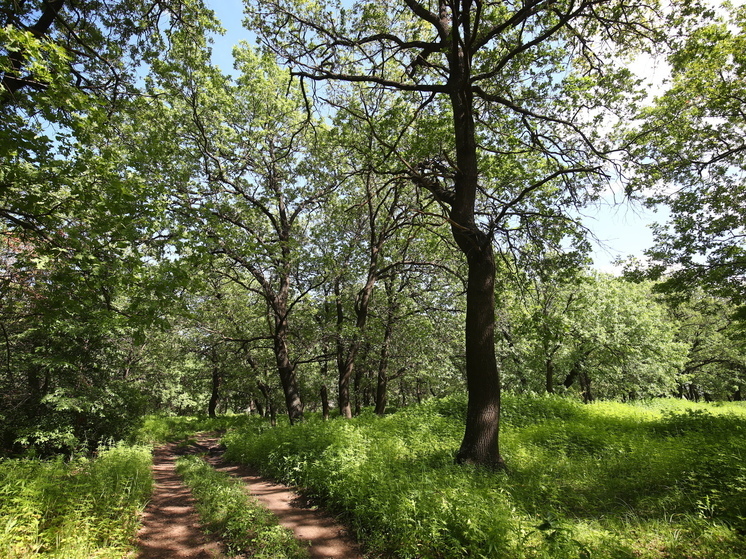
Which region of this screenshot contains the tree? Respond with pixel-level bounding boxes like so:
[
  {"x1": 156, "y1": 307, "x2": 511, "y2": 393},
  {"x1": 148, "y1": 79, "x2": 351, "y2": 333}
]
[
  {"x1": 1, "y1": 0, "x2": 218, "y2": 236},
  {"x1": 667, "y1": 291, "x2": 746, "y2": 401},
  {"x1": 319, "y1": 125, "x2": 416, "y2": 418},
  {"x1": 247, "y1": 0, "x2": 668, "y2": 467},
  {"x1": 502, "y1": 272, "x2": 687, "y2": 401},
  {"x1": 624, "y1": 3, "x2": 746, "y2": 314},
  {"x1": 0, "y1": 0, "x2": 220, "y2": 453},
  {"x1": 144, "y1": 36, "x2": 337, "y2": 423}
]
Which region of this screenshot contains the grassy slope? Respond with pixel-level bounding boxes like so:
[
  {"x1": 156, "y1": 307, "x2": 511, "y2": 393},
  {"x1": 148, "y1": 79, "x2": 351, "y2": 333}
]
[{"x1": 222, "y1": 395, "x2": 746, "y2": 559}]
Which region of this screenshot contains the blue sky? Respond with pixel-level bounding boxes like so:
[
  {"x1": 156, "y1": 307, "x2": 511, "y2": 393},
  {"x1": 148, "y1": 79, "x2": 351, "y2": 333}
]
[{"x1": 204, "y1": 0, "x2": 664, "y2": 273}]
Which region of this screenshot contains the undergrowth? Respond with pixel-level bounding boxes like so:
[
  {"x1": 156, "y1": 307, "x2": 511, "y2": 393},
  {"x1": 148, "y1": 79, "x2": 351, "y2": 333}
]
[
  {"x1": 222, "y1": 394, "x2": 746, "y2": 559},
  {"x1": 132, "y1": 414, "x2": 256, "y2": 445},
  {"x1": 0, "y1": 443, "x2": 152, "y2": 558},
  {"x1": 175, "y1": 454, "x2": 308, "y2": 559}
]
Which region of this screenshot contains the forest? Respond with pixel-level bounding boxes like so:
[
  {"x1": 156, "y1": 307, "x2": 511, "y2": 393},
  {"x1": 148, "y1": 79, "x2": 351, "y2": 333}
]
[{"x1": 1, "y1": 0, "x2": 745, "y2": 557}]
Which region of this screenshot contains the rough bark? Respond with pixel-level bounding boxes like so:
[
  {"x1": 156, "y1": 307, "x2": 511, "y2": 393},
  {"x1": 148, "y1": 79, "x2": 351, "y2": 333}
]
[
  {"x1": 448, "y1": 40, "x2": 504, "y2": 469},
  {"x1": 453, "y1": 232, "x2": 503, "y2": 468}
]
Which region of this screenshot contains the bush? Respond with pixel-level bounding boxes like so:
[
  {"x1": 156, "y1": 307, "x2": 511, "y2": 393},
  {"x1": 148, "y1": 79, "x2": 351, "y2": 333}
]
[
  {"x1": 132, "y1": 413, "x2": 257, "y2": 445},
  {"x1": 7, "y1": 383, "x2": 149, "y2": 457},
  {"x1": 222, "y1": 394, "x2": 746, "y2": 559}
]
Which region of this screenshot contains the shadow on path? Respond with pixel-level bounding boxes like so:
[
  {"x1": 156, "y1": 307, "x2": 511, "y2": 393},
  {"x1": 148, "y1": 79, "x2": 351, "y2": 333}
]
[
  {"x1": 136, "y1": 443, "x2": 226, "y2": 559},
  {"x1": 198, "y1": 434, "x2": 364, "y2": 559}
]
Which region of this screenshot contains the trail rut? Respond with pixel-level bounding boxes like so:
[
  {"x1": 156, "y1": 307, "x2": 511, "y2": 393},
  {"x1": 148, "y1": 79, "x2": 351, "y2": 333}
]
[{"x1": 136, "y1": 435, "x2": 363, "y2": 559}]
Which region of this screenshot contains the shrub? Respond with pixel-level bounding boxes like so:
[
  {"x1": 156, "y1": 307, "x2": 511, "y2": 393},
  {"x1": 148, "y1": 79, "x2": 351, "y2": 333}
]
[
  {"x1": 132, "y1": 413, "x2": 257, "y2": 445},
  {"x1": 222, "y1": 394, "x2": 746, "y2": 559}
]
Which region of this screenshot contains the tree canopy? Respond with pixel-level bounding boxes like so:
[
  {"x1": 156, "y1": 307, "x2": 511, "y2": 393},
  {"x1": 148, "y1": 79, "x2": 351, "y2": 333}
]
[{"x1": 1, "y1": 0, "x2": 744, "y2": 468}]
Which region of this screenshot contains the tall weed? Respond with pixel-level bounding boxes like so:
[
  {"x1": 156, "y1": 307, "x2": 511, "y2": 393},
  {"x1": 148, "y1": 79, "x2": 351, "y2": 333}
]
[
  {"x1": 0, "y1": 444, "x2": 152, "y2": 558},
  {"x1": 222, "y1": 396, "x2": 746, "y2": 559}
]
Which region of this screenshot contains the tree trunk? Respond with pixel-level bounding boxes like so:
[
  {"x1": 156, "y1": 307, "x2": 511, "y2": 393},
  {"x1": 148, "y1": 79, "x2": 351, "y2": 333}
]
[
  {"x1": 254, "y1": 398, "x2": 265, "y2": 418},
  {"x1": 546, "y1": 358, "x2": 555, "y2": 394},
  {"x1": 336, "y1": 226, "x2": 379, "y2": 419},
  {"x1": 320, "y1": 384, "x2": 330, "y2": 420},
  {"x1": 257, "y1": 381, "x2": 277, "y2": 425},
  {"x1": 337, "y1": 357, "x2": 354, "y2": 418},
  {"x1": 335, "y1": 279, "x2": 354, "y2": 418},
  {"x1": 272, "y1": 233, "x2": 304, "y2": 423},
  {"x1": 208, "y1": 366, "x2": 221, "y2": 418},
  {"x1": 275, "y1": 332, "x2": 303, "y2": 424},
  {"x1": 448, "y1": 56, "x2": 504, "y2": 468},
  {"x1": 579, "y1": 370, "x2": 594, "y2": 403},
  {"x1": 453, "y1": 240, "x2": 504, "y2": 468},
  {"x1": 354, "y1": 364, "x2": 364, "y2": 416},
  {"x1": 375, "y1": 374, "x2": 388, "y2": 415},
  {"x1": 375, "y1": 291, "x2": 397, "y2": 415}
]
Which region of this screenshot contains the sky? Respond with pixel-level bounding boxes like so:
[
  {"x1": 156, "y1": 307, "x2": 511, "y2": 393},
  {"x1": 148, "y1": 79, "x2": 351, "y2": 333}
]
[{"x1": 203, "y1": 0, "x2": 672, "y2": 274}]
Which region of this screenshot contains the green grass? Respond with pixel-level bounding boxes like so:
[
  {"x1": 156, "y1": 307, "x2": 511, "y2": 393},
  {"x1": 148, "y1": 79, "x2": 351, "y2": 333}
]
[
  {"x1": 175, "y1": 454, "x2": 309, "y2": 559},
  {"x1": 0, "y1": 443, "x2": 152, "y2": 558},
  {"x1": 222, "y1": 394, "x2": 746, "y2": 559},
  {"x1": 132, "y1": 414, "x2": 257, "y2": 445}
]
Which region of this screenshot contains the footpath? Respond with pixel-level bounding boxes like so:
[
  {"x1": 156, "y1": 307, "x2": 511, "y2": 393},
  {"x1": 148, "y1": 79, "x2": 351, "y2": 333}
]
[{"x1": 136, "y1": 434, "x2": 362, "y2": 559}]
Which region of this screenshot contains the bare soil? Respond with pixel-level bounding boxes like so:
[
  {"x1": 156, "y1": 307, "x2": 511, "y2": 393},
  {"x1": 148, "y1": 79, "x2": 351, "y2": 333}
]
[
  {"x1": 135, "y1": 435, "x2": 363, "y2": 559},
  {"x1": 136, "y1": 442, "x2": 227, "y2": 559}
]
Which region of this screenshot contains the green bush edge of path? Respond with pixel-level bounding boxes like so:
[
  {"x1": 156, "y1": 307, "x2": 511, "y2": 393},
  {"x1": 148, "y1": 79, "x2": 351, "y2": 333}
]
[{"x1": 0, "y1": 444, "x2": 152, "y2": 558}]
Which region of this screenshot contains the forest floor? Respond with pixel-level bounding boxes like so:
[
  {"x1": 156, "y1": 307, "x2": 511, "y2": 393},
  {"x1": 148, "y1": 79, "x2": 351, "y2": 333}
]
[{"x1": 135, "y1": 434, "x2": 363, "y2": 559}]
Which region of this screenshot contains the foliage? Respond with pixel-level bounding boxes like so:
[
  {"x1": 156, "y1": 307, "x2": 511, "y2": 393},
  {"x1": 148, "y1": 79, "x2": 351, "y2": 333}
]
[
  {"x1": 222, "y1": 395, "x2": 746, "y2": 559},
  {"x1": 0, "y1": 444, "x2": 152, "y2": 558},
  {"x1": 132, "y1": 414, "x2": 257, "y2": 445},
  {"x1": 624, "y1": 3, "x2": 746, "y2": 311},
  {"x1": 175, "y1": 454, "x2": 308, "y2": 559},
  {"x1": 501, "y1": 273, "x2": 688, "y2": 400},
  {"x1": 666, "y1": 291, "x2": 746, "y2": 400}
]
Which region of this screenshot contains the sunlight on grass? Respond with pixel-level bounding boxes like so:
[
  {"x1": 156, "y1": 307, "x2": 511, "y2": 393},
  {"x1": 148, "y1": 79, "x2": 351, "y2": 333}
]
[
  {"x1": 0, "y1": 444, "x2": 152, "y2": 558},
  {"x1": 175, "y1": 454, "x2": 308, "y2": 559},
  {"x1": 222, "y1": 394, "x2": 746, "y2": 558}
]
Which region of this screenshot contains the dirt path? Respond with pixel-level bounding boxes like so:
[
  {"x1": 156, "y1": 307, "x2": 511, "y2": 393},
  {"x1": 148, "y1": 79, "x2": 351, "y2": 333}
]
[
  {"x1": 136, "y1": 443, "x2": 226, "y2": 559},
  {"x1": 198, "y1": 434, "x2": 363, "y2": 559},
  {"x1": 136, "y1": 436, "x2": 363, "y2": 559}
]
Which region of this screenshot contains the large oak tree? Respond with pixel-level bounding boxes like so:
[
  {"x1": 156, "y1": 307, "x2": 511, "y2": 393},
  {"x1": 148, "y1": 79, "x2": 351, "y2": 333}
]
[{"x1": 246, "y1": 0, "x2": 670, "y2": 467}]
